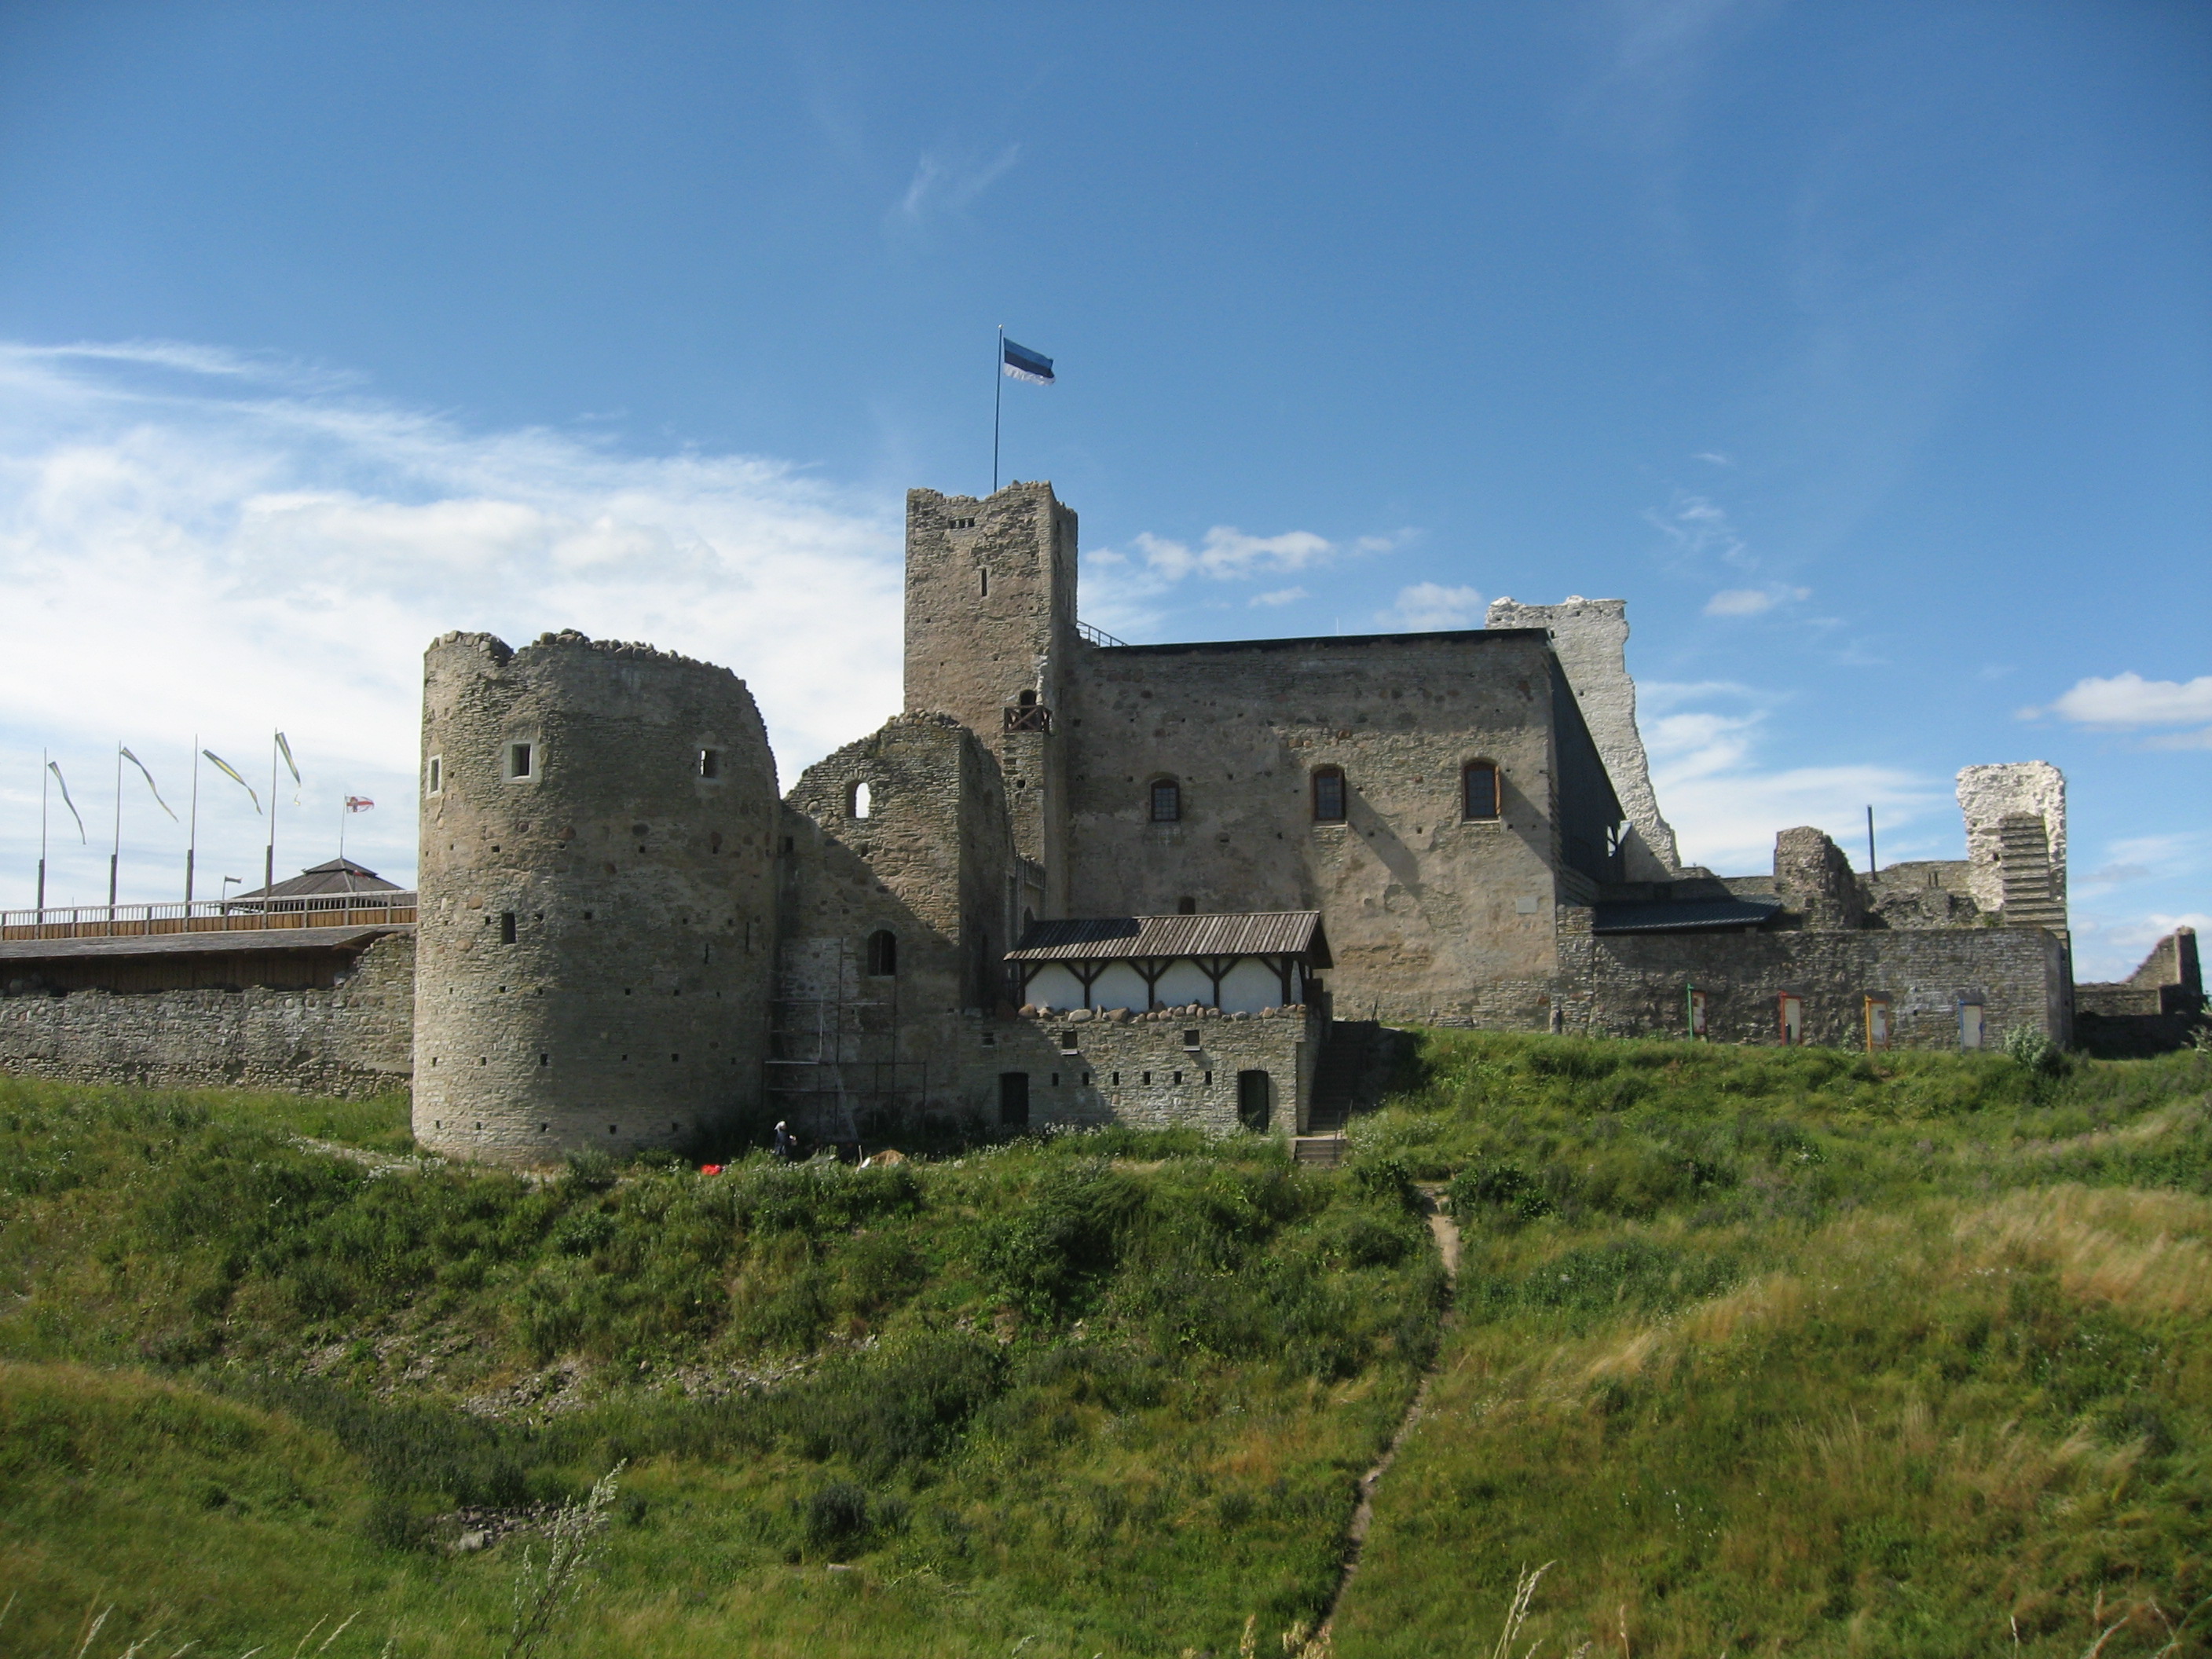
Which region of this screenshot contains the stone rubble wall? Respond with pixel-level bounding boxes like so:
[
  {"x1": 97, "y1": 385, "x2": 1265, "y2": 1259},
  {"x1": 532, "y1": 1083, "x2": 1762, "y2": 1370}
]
[
  {"x1": 0, "y1": 932, "x2": 415, "y2": 1097},
  {"x1": 1957, "y1": 762, "x2": 2066, "y2": 919},
  {"x1": 1557, "y1": 911, "x2": 2069, "y2": 1050},
  {"x1": 961, "y1": 1004, "x2": 1322, "y2": 1137}
]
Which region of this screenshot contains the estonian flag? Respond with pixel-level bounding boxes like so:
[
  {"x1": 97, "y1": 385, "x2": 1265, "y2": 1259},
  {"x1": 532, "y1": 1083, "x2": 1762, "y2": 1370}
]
[{"x1": 1002, "y1": 338, "x2": 1054, "y2": 386}]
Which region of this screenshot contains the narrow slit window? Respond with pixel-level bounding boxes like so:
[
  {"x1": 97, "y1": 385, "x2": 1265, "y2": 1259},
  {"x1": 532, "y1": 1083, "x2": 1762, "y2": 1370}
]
[
  {"x1": 1312, "y1": 766, "x2": 1346, "y2": 823},
  {"x1": 1150, "y1": 778, "x2": 1181, "y2": 822},
  {"x1": 1462, "y1": 760, "x2": 1500, "y2": 821},
  {"x1": 979, "y1": 567, "x2": 990, "y2": 597},
  {"x1": 500, "y1": 911, "x2": 517, "y2": 944},
  {"x1": 698, "y1": 748, "x2": 720, "y2": 779},
  {"x1": 426, "y1": 756, "x2": 442, "y2": 795}
]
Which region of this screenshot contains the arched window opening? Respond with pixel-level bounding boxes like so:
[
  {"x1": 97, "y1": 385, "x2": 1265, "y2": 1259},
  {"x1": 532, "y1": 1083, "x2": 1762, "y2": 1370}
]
[
  {"x1": 850, "y1": 781, "x2": 872, "y2": 819},
  {"x1": 866, "y1": 929, "x2": 897, "y2": 978},
  {"x1": 1311, "y1": 766, "x2": 1346, "y2": 823},
  {"x1": 1017, "y1": 688, "x2": 1037, "y2": 707},
  {"x1": 1462, "y1": 760, "x2": 1500, "y2": 822},
  {"x1": 1150, "y1": 778, "x2": 1181, "y2": 823}
]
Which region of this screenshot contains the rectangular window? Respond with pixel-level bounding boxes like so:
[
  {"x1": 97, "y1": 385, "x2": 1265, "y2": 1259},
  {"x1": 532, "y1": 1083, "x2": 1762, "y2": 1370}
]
[
  {"x1": 1151, "y1": 780, "x2": 1181, "y2": 822},
  {"x1": 426, "y1": 756, "x2": 443, "y2": 795},
  {"x1": 1312, "y1": 769, "x2": 1346, "y2": 823},
  {"x1": 1060, "y1": 1031, "x2": 1079, "y2": 1053},
  {"x1": 506, "y1": 741, "x2": 534, "y2": 781},
  {"x1": 698, "y1": 749, "x2": 720, "y2": 779},
  {"x1": 500, "y1": 911, "x2": 517, "y2": 945},
  {"x1": 1463, "y1": 761, "x2": 1500, "y2": 821},
  {"x1": 998, "y1": 1071, "x2": 1030, "y2": 1127}
]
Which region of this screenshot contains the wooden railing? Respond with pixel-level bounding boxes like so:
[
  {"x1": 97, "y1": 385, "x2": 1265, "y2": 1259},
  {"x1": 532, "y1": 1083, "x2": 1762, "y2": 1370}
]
[{"x1": 1, "y1": 895, "x2": 417, "y2": 943}]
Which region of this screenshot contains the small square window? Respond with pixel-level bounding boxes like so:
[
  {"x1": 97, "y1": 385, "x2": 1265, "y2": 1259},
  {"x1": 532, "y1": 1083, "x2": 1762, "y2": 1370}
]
[
  {"x1": 1183, "y1": 1029, "x2": 1201, "y2": 1049},
  {"x1": 1060, "y1": 1031, "x2": 1079, "y2": 1053},
  {"x1": 506, "y1": 741, "x2": 536, "y2": 781}
]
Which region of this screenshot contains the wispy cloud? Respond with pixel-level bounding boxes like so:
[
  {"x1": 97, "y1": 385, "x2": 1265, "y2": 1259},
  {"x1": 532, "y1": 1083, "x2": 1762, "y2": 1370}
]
[
  {"x1": 1082, "y1": 524, "x2": 1403, "y2": 636},
  {"x1": 891, "y1": 145, "x2": 1022, "y2": 228},
  {"x1": 1646, "y1": 489, "x2": 1755, "y2": 570},
  {"x1": 0, "y1": 340, "x2": 903, "y2": 905},
  {"x1": 1379, "y1": 582, "x2": 1485, "y2": 631},
  {"x1": 1693, "y1": 450, "x2": 1732, "y2": 465},
  {"x1": 1703, "y1": 584, "x2": 1810, "y2": 617}
]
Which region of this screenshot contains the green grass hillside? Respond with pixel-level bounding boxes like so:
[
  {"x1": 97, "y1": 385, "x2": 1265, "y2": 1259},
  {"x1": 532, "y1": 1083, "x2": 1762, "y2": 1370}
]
[{"x1": 1, "y1": 1035, "x2": 2207, "y2": 1657}]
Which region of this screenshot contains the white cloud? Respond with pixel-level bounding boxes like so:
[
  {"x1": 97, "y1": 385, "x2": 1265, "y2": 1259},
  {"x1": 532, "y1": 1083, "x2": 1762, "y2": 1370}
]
[
  {"x1": 1693, "y1": 450, "x2": 1732, "y2": 465},
  {"x1": 1639, "y1": 684, "x2": 1940, "y2": 873},
  {"x1": 1379, "y1": 582, "x2": 1485, "y2": 631},
  {"x1": 0, "y1": 340, "x2": 903, "y2": 907},
  {"x1": 1129, "y1": 526, "x2": 1338, "y2": 582},
  {"x1": 1249, "y1": 586, "x2": 1307, "y2": 608},
  {"x1": 2031, "y1": 672, "x2": 2212, "y2": 732},
  {"x1": 1703, "y1": 584, "x2": 1810, "y2": 617}
]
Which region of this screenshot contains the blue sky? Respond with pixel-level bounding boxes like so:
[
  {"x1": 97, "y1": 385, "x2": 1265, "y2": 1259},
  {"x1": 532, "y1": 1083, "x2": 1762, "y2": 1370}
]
[{"x1": 0, "y1": 0, "x2": 2204, "y2": 977}]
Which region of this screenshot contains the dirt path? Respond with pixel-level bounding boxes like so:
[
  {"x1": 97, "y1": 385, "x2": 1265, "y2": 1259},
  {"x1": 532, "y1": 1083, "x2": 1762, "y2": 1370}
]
[{"x1": 1312, "y1": 1184, "x2": 1461, "y2": 1646}]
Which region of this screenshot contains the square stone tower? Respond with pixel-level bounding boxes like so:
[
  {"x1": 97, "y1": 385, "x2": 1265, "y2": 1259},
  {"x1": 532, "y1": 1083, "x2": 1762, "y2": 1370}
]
[{"x1": 903, "y1": 480, "x2": 1077, "y2": 917}]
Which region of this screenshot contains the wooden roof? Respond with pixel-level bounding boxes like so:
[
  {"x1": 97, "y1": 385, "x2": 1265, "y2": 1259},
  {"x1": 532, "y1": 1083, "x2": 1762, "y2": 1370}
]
[{"x1": 1006, "y1": 910, "x2": 1331, "y2": 968}]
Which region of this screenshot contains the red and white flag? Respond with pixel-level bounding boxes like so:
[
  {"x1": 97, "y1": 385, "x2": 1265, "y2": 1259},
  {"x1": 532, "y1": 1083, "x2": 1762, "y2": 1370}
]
[{"x1": 345, "y1": 796, "x2": 375, "y2": 813}]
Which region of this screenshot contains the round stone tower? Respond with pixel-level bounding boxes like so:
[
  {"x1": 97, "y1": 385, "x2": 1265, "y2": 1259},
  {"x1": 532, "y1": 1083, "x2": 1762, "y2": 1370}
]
[{"x1": 414, "y1": 630, "x2": 779, "y2": 1165}]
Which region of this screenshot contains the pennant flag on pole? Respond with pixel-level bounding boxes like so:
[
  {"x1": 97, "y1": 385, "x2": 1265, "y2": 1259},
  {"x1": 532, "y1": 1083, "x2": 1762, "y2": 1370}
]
[
  {"x1": 119, "y1": 747, "x2": 178, "y2": 821},
  {"x1": 346, "y1": 796, "x2": 375, "y2": 813},
  {"x1": 1002, "y1": 339, "x2": 1054, "y2": 386},
  {"x1": 47, "y1": 761, "x2": 86, "y2": 842},
  {"x1": 203, "y1": 750, "x2": 262, "y2": 814},
  {"x1": 275, "y1": 731, "x2": 302, "y2": 803}
]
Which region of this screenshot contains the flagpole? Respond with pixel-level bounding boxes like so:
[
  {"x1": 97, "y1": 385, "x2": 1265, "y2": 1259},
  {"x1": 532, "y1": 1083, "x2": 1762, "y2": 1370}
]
[
  {"x1": 185, "y1": 740, "x2": 200, "y2": 907},
  {"x1": 37, "y1": 749, "x2": 48, "y2": 921},
  {"x1": 993, "y1": 324, "x2": 1003, "y2": 494},
  {"x1": 339, "y1": 792, "x2": 347, "y2": 867},
  {"x1": 266, "y1": 733, "x2": 278, "y2": 898},
  {"x1": 108, "y1": 742, "x2": 123, "y2": 919}
]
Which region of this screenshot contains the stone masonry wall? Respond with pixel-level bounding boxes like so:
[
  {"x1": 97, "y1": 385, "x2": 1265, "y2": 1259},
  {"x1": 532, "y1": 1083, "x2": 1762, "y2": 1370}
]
[
  {"x1": 1486, "y1": 596, "x2": 1679, "y2": 878},
  {"x1": 961, "y1": 1004, "x2": 1322, "y2": 1138},
  {"x1": 1558, "y1": 912, "x2": 2069, "y2": 1049},
  {"x1": 414, "y1": 631, "x2": 782, "y2": 1166},
  {"x1": 0, "y1": 932, "x2": 416, "y2": 1097},
  {"x1": 1064, "y1": 630, "x2": 1607, "y2": 1028}
]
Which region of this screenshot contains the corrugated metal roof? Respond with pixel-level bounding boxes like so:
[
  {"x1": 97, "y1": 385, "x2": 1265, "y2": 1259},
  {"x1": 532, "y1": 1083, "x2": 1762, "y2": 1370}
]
[
  {"x1": 1008, "y1": 910, "x2": 1331, "y2": 967},
  {"x1": 1592, "y1": 897, "x2": 1782, "y2": 935}
]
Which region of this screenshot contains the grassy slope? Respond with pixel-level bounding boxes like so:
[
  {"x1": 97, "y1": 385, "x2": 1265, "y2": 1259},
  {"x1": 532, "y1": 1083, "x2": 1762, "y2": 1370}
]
[
  {"x1": 0, "y1": 1076, "x2": 1438, "y2": 1657},
  {"x1": 1331, "y1": 1036, "x2": 2212, "y2": 1659}
]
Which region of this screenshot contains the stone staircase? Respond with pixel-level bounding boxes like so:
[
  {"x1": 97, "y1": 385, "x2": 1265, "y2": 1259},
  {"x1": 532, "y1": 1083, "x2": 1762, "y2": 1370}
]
[
  {"x1": 1293, "y1": 1020, "x2": 1377, "y2": 1168},
  {"x1": 1998, "y1": 814, "x2": 2067, "y2": 932}
]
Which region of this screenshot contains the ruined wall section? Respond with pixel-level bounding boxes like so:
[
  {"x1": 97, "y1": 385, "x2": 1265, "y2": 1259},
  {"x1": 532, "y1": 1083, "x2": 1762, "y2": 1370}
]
[
  {"x1": 1487, "y1": 597, "x2": 1679, "y2": 877},
  {"x1": 414, "y1": 632, "x2": 780, "y2": 1166},
  {"x1": 903, "y1": 481, "x2": 1076, "y2": 914},
  {"x1": 0, "y1": 932, "x2": 415, "y2": 1097},
  {"x1": 1062, "y1": 630, "x2": 1600, "y2": 1027},
  {"x1": 773, "y1": 715, "x2": 1021, "y2": 1140},
  {"x1": 1957, "y1": 762, "x2": 2066, "y2": 927},
  {"x1": 1557, "y1": 910, "x2": 2069, "y2": 1049}
]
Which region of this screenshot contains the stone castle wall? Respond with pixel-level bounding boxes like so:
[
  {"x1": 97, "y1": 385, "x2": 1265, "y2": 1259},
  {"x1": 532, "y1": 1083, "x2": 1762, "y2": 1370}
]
[
  {"x1": 0, "y1": 932, "x2": 415, "y2": 1097},
  {"x1": 962, "y1": 1004, "x2": 1322, "y2": 1137},
  {"x1": 1062, "y1": 631, "x2": 1612, "y2": 1027},
  {"x1": 412, "y1": 631, "x2": 781, "y2": 1165},
  {"x1": 1558, "y1": 912, "x2": 2070, "y2": 1050}
]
